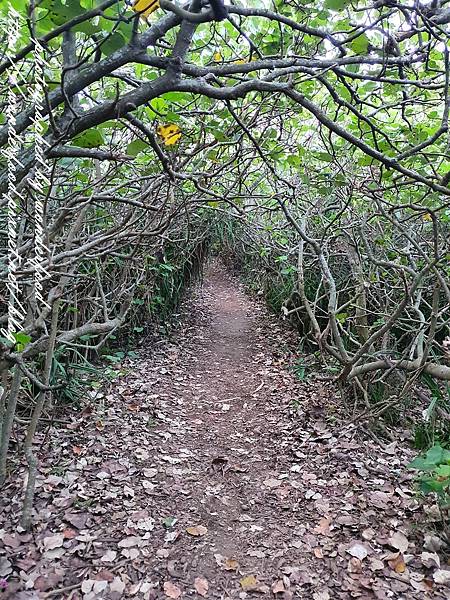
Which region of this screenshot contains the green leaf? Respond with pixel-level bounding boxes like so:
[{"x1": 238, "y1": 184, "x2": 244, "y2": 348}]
[
  {"x1": 325, "y1": 0, "x2": 351, "y2": 10},
  {"x1": 12, "y1": 331, "x2": 32, "y2": 352},
  {"x1": 47, "y1": 0, "x2": 84, "y2": 26},
  {"x1": 426, "y1": 445, "x2": 445, "y2": 464},
  {"x1": 350, "y1": 33, "x2": 370, "y2": 55},
  {"x1": 407, "y1": 457, "x2": 436, "y2": 471},
  {"x1": 101, "y1": 32, "x2": 125, "y2": 56},
  {"x1": 436, "y1": 464, "x2": 450, "y2": 477},
  {"x1": 127, "y1": 139, "x2": 148, "y2": 156},
  {"x1": 314, "y1": 152, "x2": 334, "y2": 162},
  {"x1": 162, "y1": 516, "x2": 177, "y2": 528},
  {"x1": 72, "y1": 129, "x2": 104, "y2": 148}
]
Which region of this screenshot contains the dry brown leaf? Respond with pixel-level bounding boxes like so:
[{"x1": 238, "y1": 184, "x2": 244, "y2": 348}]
[
  {"x1": 164, "y1": 581, "x2": 182, "y2": 599},
  {"x1": 100, "y1": 550, "x2": 117, "y2": 563},
  {"x1": 313, "y1": 591, "x2": 330, "y2": 600},
  {"x1": 43, "y1": 534, "x2": 64, "y2": 550},
  {"x1": 389, "y1": 531, "x2": 409, "y2": 554},
  {"x1": 214, "y1": 554, "x2": 239, "y2": 570},
  {"x1": 347, "y1": 557, "x2": 362, "y2": 573},
  {"x1": 118, "y1": 536, "x2": 140, "y2": 548},
  {"x1": 313, "y1": 547, "x2": 323, "y2": 559},
  {"x1": 313, "y1": 517, "x2": 331, "y2": 535},
  {"x1": 272, "y1": 580, "x2": 285, "y2": 594},
  {"x1": 388, "y1": 553, "x2": 406, "y2": 574},
  {"x1": 263, "y1": 477, "x2": 281, "y2": 489},
  {"x1": 420, "y1": 552, "x2": 440, "y2": 569},
  {"x1": 62, "y1": 528, "x2": 77, "y2": 539},
  {"x1": 194, "y1": 577, "x2": 209, "y2": 596},
  {"x1": 186, "y1": 525, "x2": 208, "y2": 537},
  {"x1": 225, "y1": 558, "x2": 239, "y2": 571}
]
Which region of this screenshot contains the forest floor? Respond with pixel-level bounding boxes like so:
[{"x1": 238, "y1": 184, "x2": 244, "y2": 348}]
[{"x1": 1, "y1": 264, "x2": 450, "y2": 600}]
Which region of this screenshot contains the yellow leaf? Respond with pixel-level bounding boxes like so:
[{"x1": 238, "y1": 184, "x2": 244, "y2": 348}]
[
  {"x1": 213, "y1": 51, "x2": 222, "y2": 62},
  {"x1": 133, "y1": 0, "x2": 159, "y2": 19},
  {"x1": 186, "y1": 524, "x2": 208, "y2": 536},
  {"x1": 239, "y1": 575, "x2": 258, "y2": 591},
  {"x1": 423, "y1": 212, "x2": 432, "y2": 221},
  {"x1": 234, "y1": 59, "x2": 246, "y2": 64},
  {"x1": 157, "y1": 123, "x2": 182, "y2": 146},
  {"x1": 388, "y1": 553, "x2": 406, "y2": 574}
]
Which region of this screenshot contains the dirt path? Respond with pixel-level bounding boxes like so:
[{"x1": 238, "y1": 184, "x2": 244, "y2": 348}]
[{"x1": 2, "y1": 265, "x2": 449, "y2": 599}]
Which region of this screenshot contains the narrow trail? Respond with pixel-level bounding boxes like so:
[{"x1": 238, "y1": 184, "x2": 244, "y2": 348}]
[{"x1": 2, "y1": 265, "x2": 449, "y2": 599}]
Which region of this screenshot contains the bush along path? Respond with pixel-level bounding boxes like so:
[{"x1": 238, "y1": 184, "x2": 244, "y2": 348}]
[{"x1": 1, "y1": 264, "x2": 449, "y2": 599}]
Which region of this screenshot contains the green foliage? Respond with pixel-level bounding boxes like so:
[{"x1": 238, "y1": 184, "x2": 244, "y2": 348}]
[
  {"x1": 12, "y1": 332, "x2": 32, "y2": 352},
  {"x1": 72, "y1": 129, "x2": 104, "y2": 148},
  {"x1": 409, "y1": 445, "x2": 450, "y2": 503}
]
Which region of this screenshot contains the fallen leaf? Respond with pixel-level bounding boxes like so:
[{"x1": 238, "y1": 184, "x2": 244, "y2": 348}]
[
  {"x1": 186, "y1": 525, "x2": 207, "y2": 537},
  {"x1": 93, "y1": 580, "x2": 108, "y2": 594},
  {"x1": 100, "y1": 550, "x2": 117, "y2": 563},
  {"x1": 165, "y1": 530, "x2": 179, "y2": 543},
  {"x1": 272, "y1": 580, "x2": 285, "y2": 594},
  {"x1": 313, "y1": 591, "x2": 330, "y2": 600},
  {"x1": 62, "y1": 528, "x2": 77, "y2": 539},
  {"x1": 248, "y1": 550, "x2": 265, "y2": 558},
  {"x1": 143, "y1": 468, "x2": 158, "y2": 478},
  {"x1": 369, "y1": 557, "x2": 384, "y2": 571},
  {"x1": 433, "y1": 569, "x2": 450, "y2": 584},
  {"x1": 34, "y1": 572, "x2": 63, "y2": 592},
  {"x1": 388, "y1": 553, "x2": 406, "y2": 574},
  {"x1": 389, "y1": 531, "x2": 409, "y2": 554},
  {"x1": 347, "y1": 543, "x2": 368, "y2": 561},
  {"x1": 420, "y1": 552, "x2": 440, "y2": 569},
  {"x1": 43, "y1": 534, "x2": 64, "y2": 550},
  {"x1": 263, "y1": 478, "x2": 281, "y2": 489},
  {"x1": 118, "y1": 536, "x2": 140, "y2": 548},
  {"x1": 164, "y1": 581, "x2": 182, "y2": 599},
  {"x1": 0, "y1": 557, "x2": 12, "y2": 577},
  {"x1": 64, "y1": 511, "x2": 88, "y2": 529},
  {"x1": 214, "y1": 554, "x2": 239, "y2": 570},
  {"x1": 240, "y1": 575, "x2": 259, "y2": 591},
  {"x1": 81, "y1": 579, "x2": 94, "y2": 594},
  {"x1": 110, "y1": 577, "x2": 126, "y2": 594},
  {"x1": 348, "y1": 557, "x2": 362, "y2": 573},
  {"x1": 194, "y1": 577, "x2": 209, "y2": 596},
  {"x1": 2, "y1": 534, "x2": 20, "y2": 549},
  {"x1": 314, "y1": 517, "x2": 331, "y2": 535}
]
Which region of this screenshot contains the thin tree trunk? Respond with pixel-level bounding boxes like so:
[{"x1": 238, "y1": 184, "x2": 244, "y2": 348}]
[
  {"x1": 21, "y1": 301, "x2": 60, "y2": 528},
  {"x1": 0, "y1": 366, "x2": 22, "y2": 484}
]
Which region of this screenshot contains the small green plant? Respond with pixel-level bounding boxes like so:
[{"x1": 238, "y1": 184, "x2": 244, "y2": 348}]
[
  {"x1": 409, "y1": 445, "x2": 450, "y2": 495},
  {"x1": 408, "y1": 444, "x2": 450, "y2": 540},
  {"x1": 292, "y1": 358, "x2": 307, "y2": 381}
]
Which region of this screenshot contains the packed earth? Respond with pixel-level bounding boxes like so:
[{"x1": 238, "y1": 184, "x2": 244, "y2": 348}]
[{"x1": 1, "y1": 264, "x2": 449, "y2": 599}]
